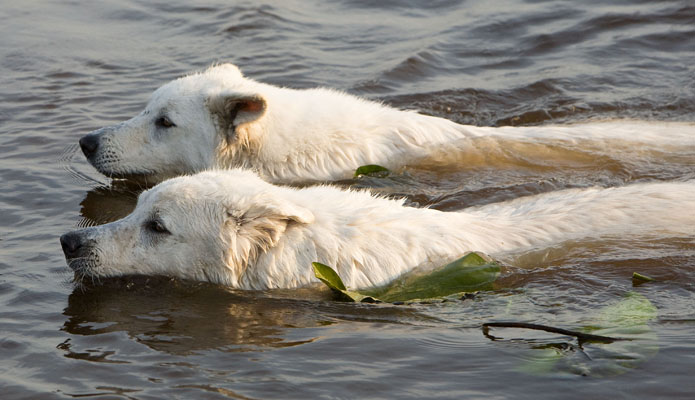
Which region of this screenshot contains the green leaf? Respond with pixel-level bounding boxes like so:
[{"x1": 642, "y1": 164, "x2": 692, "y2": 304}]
[
  {"x1": 363, "y1": 252, "x2": 501, "y2": 302},
  {"x1": 589, "y1": 291, "x2": 657, "y2": 333},
  {"x1": 632, "y1": 272, "x2": 655, "y2": 283},
  {"x1": 312, "y1": 262, "x2": 346, "y2": 291},
  {"x1": 312, "y1": 262, "x2": 378, "y2": 303},
  {"x1": 517, "y1": 292, "x2": 659, "y2": 377},
  {"x1": 312, "y1": 252, "x2": 501, "y2": 303},
  {"x1": 354, "y1": 164, "x2": 390, "y2": 178}
]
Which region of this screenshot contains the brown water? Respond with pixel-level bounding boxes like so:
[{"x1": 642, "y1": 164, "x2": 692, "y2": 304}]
[{"x1": 2, "y1": 1, "x2": 695, "y2": 398}]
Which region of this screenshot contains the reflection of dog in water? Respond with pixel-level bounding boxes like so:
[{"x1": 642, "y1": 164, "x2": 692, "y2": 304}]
[
  {"x1": 62, "y1": 278, "x2": 318, "y2": 354},
  {"x1": 77, "y1": 183, "x2": 139, "y2": 227},
  {"x1": 78, "y1": 63, "x2": 695, "y2": 185},
  {"x1": 61, "y1": 276, "x2": 421, "y2": 354},
  {"x1": 60, "y1": 169, "x2": 695, "y2": 290}
]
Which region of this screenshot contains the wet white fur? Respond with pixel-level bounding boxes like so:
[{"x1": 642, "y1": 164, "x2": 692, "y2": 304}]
[
  {"x1": 68, "y1": 170, "x2": 695, "y2": 289},
  {"x1": 85, "y1": 63, "x2": 695, "y2": 184}
]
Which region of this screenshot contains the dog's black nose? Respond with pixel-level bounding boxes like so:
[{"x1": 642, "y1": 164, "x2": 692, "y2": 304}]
[
  {"x1": 60, "y1": 232, "x2": 85, "y2": 259},
  {"x1": 79, "y1": 134, "x2": 100, "y2": 158}
]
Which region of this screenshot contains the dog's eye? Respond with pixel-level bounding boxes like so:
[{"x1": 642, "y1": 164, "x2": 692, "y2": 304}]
[
  {"x1": 146, "y1": 219, "x2": 171, "y2": 234},
  {"x1": 155, "y1": 116, "x2": 176, "y2": 128}
]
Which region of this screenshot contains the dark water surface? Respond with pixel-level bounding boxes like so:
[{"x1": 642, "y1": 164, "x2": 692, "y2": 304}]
[{"x1": 2, "y1": 1, "x2": 695, "y2": 398}]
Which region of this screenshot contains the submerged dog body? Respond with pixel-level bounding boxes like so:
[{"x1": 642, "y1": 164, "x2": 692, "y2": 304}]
[
  {"x1": 61, "y1": 170, "x2": 695, "y2": 289},
  {"x1": 80, "y1": 64, "x2": 695, "y2": 184}
]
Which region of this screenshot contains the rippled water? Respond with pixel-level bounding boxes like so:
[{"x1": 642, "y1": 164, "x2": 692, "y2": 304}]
[{"x1": 1, "y1": 1, "x2": 695, "y2": 398}]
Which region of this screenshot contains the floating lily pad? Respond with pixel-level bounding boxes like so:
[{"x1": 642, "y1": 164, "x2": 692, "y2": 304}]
[{"x1": 313, "y1": 252, "x2": 501, "y2": 303}]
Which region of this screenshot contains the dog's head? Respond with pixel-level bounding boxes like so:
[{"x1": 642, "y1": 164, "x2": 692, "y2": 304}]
[
  {"x1": 80, "y1": 64, "x2": 268, "y2": 183},
  {"x1": 60, "y1": 169, "x2": 314, "y2": 287}
]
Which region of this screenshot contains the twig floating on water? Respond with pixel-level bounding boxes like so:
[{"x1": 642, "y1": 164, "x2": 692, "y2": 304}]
[{"x1": 482, "y1": 322, "x2": 628, "y2": 344}]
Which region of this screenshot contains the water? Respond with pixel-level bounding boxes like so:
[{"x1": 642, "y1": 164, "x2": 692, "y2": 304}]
[{"x1": 1, "y1": 0, "x2": 695, "y2": 398}]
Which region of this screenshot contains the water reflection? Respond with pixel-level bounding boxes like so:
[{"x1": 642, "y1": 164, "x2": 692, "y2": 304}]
[
  {"x1": 78, "y1": 182, "x2": 141, "y2": 226},
  {"x1": 61, "y1": 278, "x2": 327, "y2": 354},
  {"x1": 61, "y1": 277, "x2": 432, "y2": 356}
]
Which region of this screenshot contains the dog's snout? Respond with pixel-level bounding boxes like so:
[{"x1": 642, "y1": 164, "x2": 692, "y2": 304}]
[
  {"x1": 60, "y1": 232, "x2": 86, "y2": 259},
  {"x1": 79, "y1": 134, "x2": 100, "y2": 158}
]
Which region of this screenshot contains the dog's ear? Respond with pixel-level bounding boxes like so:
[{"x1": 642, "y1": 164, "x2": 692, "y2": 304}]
[
  {"x1": 256, "y1": 200, "x2": 315, "y2": 226},
  {"x1": 207, "y1": 93, "x2": 267, "y2": 138},
  {"x1": 222, "y1": 192, "x2": 314, "y2": 275},
  {"x1": 226, "y1": 195, "x2": 314, "y2": 250},
  {"x1": 207, "y1": 63, "x2": 244, "y2": 78}
]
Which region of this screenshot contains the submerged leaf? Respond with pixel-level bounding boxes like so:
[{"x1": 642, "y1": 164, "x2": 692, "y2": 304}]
[
  {"x1": 515, "y1": 292, "x2": 659, "y2": 377},
  {"x1": 354, "y1": 164, "x2": 390, "y2": 178},
  {"x1": 588, "y1": 291, "x2": 657, "y2": 334}
]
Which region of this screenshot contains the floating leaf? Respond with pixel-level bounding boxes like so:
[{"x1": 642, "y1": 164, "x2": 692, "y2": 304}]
[
  {"x1": 312, "y1": 262, "x2": 346, "y2": 291},
  {"x1": 632, "y1": 272, "x2": 655, "y2": 284},
  {"x1": 312, "y1": 252, "x2": 501, "y2": 303},
  {"x1": 354, "y1": 164, "x2": 390, "y2": 178},
  {"x1": 363, "y1": 252, "x2": 501, "y2": 302}
]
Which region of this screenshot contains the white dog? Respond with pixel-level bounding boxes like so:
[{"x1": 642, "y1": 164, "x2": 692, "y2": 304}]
[
  {"x1": 79, "y1": 64, "x2": 695, "y2": 184},
  {"x1": 60, "y1": 169, "x2": 695, "y2": 289}
]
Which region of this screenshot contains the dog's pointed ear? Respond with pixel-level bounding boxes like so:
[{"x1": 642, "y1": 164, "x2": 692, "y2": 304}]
[
  {"x1": 207, "y1": 63, "x2": 244, "y2": 77},
  {"x1": 207, "y1": 93, "x2": 267, "y2": 136}
]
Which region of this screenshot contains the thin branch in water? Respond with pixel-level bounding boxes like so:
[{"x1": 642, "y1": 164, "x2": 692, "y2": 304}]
[{"x1": 482, "y1": 322, "x2": 628, "y2": 344}]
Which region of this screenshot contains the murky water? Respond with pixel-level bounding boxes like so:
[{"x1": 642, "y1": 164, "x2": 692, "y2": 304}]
[{"x1": 1, "y1": 0, "x2": 695, "y2": 398}]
